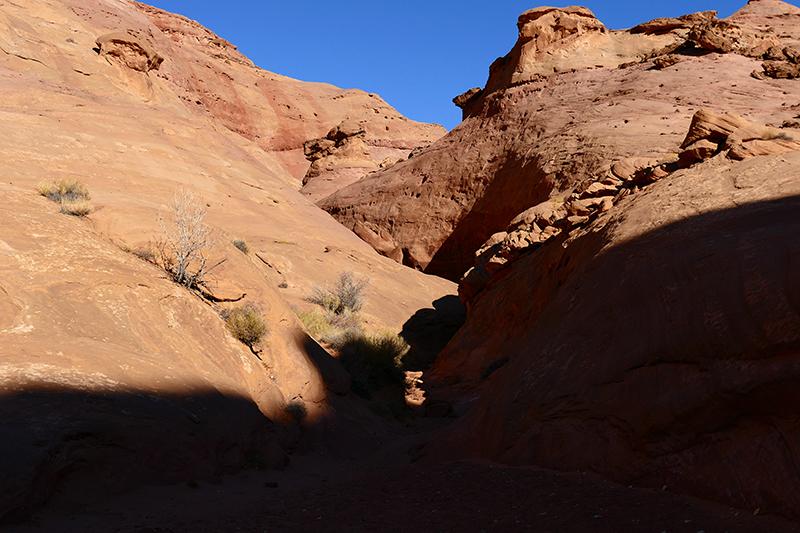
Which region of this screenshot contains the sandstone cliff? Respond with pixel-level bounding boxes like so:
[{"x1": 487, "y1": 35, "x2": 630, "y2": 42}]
[
  {"x1": 389, "y1": 0, "x2": 800, "y2": 521},
  {"x1": 0, "y1": 0, "x2": 454, "y2": 522},
  {"x1": 320, "y1": 0, "x2": 800, "y2": 281}
]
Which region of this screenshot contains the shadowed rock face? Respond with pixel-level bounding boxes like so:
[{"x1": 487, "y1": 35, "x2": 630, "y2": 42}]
[
  {"x1": 421, "y1": 166, "x2": 800, "y2": 517},
  {"x1": 321, "y1": 0, "x2": 800, "y2": 520},
  {"x1": 319, "y1": 0, "x2": 800, "y2": 281}
]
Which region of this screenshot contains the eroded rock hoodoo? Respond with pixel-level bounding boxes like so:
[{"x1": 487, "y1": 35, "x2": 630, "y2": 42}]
[{"x1": 299, "y1": 120, "x2": 379, "y2": 201}]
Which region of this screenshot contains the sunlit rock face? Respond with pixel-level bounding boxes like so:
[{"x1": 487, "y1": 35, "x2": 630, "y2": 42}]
[{"x1": 0, "y1": 0, "x2": 456, "y2": 523}]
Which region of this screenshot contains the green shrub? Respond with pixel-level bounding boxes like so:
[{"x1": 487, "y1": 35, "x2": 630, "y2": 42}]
[
  {"x1": 222, "y1": 304, "x2": 267, "y2": 351},
  {"x1": 297, "y1": 308, "x2": 335, "y2": 340},
  {"x1": 338, "y1": 328, "x2": 409, "y2": 399},
  {"x1": 296, "y1": 307, "x2": 363, "y2": 346},
  {"x1": 230, "y1": 237, "x2": 251, "y2": 254},
  {"x1": 307, "y1": 270, "x2": 368, "y2": 315},
  {"x1": 296, "y1": 305, "x2": 409, "y2": 419}
]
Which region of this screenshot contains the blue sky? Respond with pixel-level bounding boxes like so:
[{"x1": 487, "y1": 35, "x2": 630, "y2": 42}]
[{"x1": 148, "y1": 1, "x2": 800, "y2": 130}]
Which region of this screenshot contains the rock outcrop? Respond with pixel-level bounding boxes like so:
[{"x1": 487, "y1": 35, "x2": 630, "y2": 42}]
[
  {"x1": 458, "y1": 108, "x2": 800, "y2": 304},
  {"x1": 299, "y1": 120, "x2": 379, "y2": 201},
  {"x1": 96, "y1": 30, "x2": 164, "y2": 72},
  {"x1": 383, "y1": 0, "x2": 800, "y2": 521},
  {"x1": 103, "y1": 3, "x2": 446, "y2": 182},
  {"x1": 320, "y1": 0, "x2": 800, "y2": 281},
  {"x1": 422, "y1": 147, "x2": 800, "y2": 519}
]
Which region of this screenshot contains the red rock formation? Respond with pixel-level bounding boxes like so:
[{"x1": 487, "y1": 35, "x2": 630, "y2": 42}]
[
  {"x1": 422, "y1": 147, "x2": 800, "y2": 518},
  {"x1": 76, "y1": 1, "x2": 446, "y2": 181},
  {"x1": 320, "y1": 0, "x2": 800, "y2": 282},
  {"x1": 457, "y1": 108, "x2": 800, "y2": 304},
  {"x1": 299, "y1": 120, "x2": 380, "y2": 201},
  {"x1": 0, "y1": 0, "x2": 456, "y2": 523}
]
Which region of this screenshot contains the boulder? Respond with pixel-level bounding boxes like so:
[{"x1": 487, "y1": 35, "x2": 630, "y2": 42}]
[
  {"x1": 681, "y1": 109, "x2": 752, "y2": 148},
  {"x1": 506, "y1": 201, "x2": 567, "y2": 232},
  {"x1": 678, "y1": 139, "x2": 719, "y2": 167},
  {"x1": 611, "y1": 157, "x2": 663, "y2": 181},
  {"x1": 762, "y1": 59, "x2": 800, "y2": 78},
  {"x1": 687, "y1": 17, "x2": 783, "y2": 57},
  {"x1": 729, "y1": 138, "x2": 800, "y2": 160},
  {"x1": 632, "y1": 11, "x2": 719, "y2": 34},
  {"x1": 631, "y1": 17, "x2": 690, "y2": 35},
  {"x1": 652, "y1": 54, "x2": 680, "y2": 69},
  {"x1": 475, "y1": 232, "x2": 508, "y2": 259},
  {"x1": 579, "y1": 181, "x2": 620, "y2": 199}
]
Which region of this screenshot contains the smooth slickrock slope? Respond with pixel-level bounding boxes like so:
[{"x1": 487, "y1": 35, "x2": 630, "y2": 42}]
[{"x1": 0, "y1": 0, "x2": 454, "y2": 523}]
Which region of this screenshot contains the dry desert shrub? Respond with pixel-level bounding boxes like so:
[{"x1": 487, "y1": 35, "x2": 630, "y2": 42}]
[
  {"x1": 761, "y1": 129, "x2": 794, "y2": 141},
  {"x1": 130, "y1": 239, "x2": 175, "y2": 272},
  {"x1": 37, "y1": 179, "x2": 93, "y2": 217},
  {"x1": 296, "y1": 307, "x2": 361, "y2": 346},
  {"x1": 337, "y1": 328, "x2": 410, "y2": 398},
  {"x1": 221, "y1": 304, "x2": 268, "y2": 352},
  {"x1": 59, "y1": 199, "x2": 92, "y2": 217},
  {"x1": 307, "y1": 270, "x2": 368, "y2": 315},
  {"x1": 283, "y1": 400, "x2": 307, "y2": 422},
  {"x1": 230, "y1": 236, "x2": 251, "y2": 254},
  {"x1": 36, "y1": 179, "x2": 91, "y2": 202},
  {"x1": 159, "y1": 189, "x2": 225, "y2": 288}
]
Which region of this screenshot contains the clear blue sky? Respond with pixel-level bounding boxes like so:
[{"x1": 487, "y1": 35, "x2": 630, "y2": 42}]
[{"x1": 148, "y1": 1, "x2": 800, "y2": 130}]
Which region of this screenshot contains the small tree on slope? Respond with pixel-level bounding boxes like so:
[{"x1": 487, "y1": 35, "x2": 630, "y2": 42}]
[{"x1": 159, "y1": 189, "x2": 225, "y2": 288}]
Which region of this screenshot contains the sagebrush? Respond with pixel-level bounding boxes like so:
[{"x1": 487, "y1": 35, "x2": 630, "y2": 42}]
[
  {"x1": 307, "y1": 270, "x2": 368, "y2": 315},
  {"x1": 230, "y1": 236, "x2": 251, "y2": 254},
  {"x1": 337, "y1": 328, "x2": 409, "y2": 398},
  {"x1": 297, "y1": 305, "x2": 409, "y2": 399},
  {"x1": 221, "y1": 304, "x2": 267, "y2": 352},
  {"x1": 295, "y1": 307, "x2": 361, "y2": 346}
]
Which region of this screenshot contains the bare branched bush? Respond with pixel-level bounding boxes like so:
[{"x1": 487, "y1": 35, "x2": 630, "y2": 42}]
[
  {"x1": 159, "y1": 189, "x2": 225, "y2": 288},
  {"x1": 307, "y1": 270, "x2": 368, "y2": 315}
]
